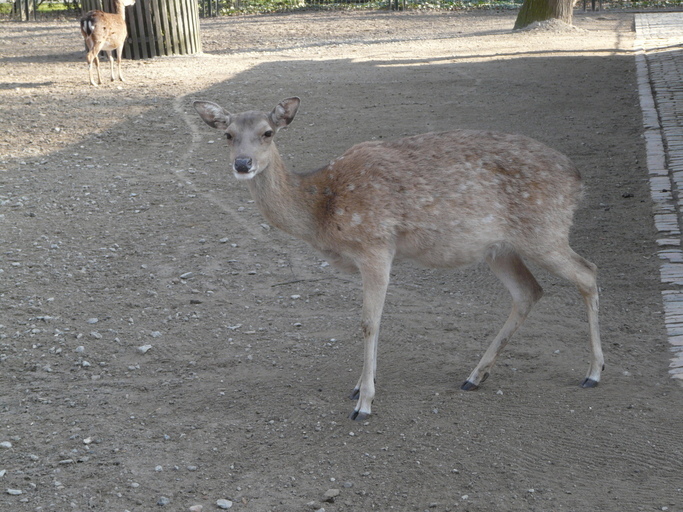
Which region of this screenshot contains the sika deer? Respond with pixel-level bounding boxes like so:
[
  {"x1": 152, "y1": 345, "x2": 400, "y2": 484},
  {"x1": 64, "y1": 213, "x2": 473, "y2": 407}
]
[
  {"x1": 193, "y1": 97, "x2": 604, "y2": 421},
  {"x1": 80, "y1": 0, "x2": 136, "y2": 87}
]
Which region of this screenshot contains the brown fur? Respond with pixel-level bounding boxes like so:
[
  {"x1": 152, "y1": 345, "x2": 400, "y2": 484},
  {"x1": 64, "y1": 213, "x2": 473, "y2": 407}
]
[
  {"x1": 80, "y1": 0, "x2": 135, "y2": 87},
  {"x1": 193, "y1": 97, "x2": 604, "y2": 421}
]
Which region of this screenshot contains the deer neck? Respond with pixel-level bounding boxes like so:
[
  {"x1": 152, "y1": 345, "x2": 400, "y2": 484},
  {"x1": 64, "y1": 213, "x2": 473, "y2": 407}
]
[
  {"x1": 115, "y1": 0, "x2": 128, "y2": 19},
  {"x1": 246, "y1": 151, "x2": 315, "y2": 241}
]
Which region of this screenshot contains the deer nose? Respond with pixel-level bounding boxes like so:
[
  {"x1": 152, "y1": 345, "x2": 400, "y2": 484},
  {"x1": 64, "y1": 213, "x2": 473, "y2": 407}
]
[{"x1": 234, "y1": 157, "x2": 253, "y2": 174}]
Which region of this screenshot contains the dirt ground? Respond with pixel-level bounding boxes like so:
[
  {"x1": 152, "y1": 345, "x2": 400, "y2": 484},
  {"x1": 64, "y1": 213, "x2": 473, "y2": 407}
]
[{"x1": 1, "y1": 8, "x2": 682, "y2": 512}]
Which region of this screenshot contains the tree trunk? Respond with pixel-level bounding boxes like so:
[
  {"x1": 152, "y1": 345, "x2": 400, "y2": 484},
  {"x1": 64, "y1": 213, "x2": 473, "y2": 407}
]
[{"x1": 514, "y1": 0, "x2": 574, "y2": 30}]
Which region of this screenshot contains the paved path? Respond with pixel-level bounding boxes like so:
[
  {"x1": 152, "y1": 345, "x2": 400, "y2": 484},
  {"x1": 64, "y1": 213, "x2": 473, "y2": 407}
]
[{"x1": 635, "y1": 12, "x2": 683, "y2": 382}]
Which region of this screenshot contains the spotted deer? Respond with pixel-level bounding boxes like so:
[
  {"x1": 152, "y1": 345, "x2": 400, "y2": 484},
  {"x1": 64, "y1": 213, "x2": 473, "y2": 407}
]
[
  {"x1": 193, "y1": 97, "x2": 604, "y2": 421},
  {"x1": 80, "y1": 0, "x2": 135, "y2": 87}
]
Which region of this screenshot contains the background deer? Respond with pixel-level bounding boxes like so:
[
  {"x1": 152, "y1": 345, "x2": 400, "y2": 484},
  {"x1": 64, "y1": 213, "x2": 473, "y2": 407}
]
[
  {"x1": 193, "y1": 97, "x2": 604, "y2": 421},
  {"x1": 80, "y1": 0, "x2": 136, "y2": 87}
]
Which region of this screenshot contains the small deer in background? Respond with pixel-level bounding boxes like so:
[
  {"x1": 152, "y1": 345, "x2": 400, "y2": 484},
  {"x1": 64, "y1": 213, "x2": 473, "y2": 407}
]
[
  {"x1": 193, "y1": 97, "x2": 604, "y2": 421},
  {"x1": 80, "y1": 0, "x2": 136, "y2": 87}
]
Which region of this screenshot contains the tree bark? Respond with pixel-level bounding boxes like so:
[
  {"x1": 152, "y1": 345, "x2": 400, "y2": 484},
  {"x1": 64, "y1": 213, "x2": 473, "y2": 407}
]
[{"x1": 514, "y1": 0, "x2": 574, "y2": 30}]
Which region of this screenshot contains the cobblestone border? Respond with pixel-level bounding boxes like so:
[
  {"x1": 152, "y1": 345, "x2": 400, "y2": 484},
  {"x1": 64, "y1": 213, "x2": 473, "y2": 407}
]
[{"x1": 634, "y1": 13, "x2": 683, "y2": 381}]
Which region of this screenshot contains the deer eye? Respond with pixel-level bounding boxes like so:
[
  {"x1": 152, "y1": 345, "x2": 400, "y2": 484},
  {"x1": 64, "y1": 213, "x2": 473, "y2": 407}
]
[
  {"x1": 225, "y1": 133, "x2": 233, "y2": 141},
  {"x1": 263, "y1": 130, "x2": 274, "y2": 138}
]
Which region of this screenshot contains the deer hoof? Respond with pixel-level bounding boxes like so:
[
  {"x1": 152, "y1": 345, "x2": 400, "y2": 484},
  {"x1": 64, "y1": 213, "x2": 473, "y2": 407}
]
[
  {"x1": 460, "y1": 380, "x2": 479, "y2": 391},
  {"x1": 349, "y1": 409, "x2": 370, "y2": 421},
  {"x1": 461, "y1": 371, "x2": 487, "y2": 391},
  {"x1": 581, "y1": 377, "x2": 599, "y2": 388}
]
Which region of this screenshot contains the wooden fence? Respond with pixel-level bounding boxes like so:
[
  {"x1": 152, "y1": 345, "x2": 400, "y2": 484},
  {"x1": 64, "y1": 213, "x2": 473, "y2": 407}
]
[
  {"x1": 200, "y1": 0, "x2": 219, "y2": 16},
  {"x1": 81, "y1": 0, "x2": 202, "y2": 59},
  {"x1": 12, "y1": 0, "x2": 37, "y2": 20}
]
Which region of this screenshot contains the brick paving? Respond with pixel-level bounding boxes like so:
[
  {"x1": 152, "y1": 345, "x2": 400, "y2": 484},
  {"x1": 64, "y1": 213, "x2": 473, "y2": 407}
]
[{"x1": 635, "y1": 13, "x2": 683, "y2": 381}]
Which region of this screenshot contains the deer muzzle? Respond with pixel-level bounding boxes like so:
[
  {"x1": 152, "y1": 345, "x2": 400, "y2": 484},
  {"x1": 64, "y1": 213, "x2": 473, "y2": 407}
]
[{"x1": 234, "y1": 157, "x2": 253, "y2": 175}]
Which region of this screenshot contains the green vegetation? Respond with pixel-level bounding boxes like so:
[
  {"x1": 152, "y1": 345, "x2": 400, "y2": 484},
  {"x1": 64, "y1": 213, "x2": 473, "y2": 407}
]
[
  {"x1": 212, "y1": 0, "x2": 683, "y2": 15},
  {"x1": 38, "y1": 1, "x2": 75, "y2": 12},
  {"x1": 616, "y1": 0, "x2": 683, "y2": 5},
  {"x1": 214, "y1": 0, "x2": 524, "y2": 15},
  {"x1": 4, "y1": 0, "x2": 683, "y2": 20},
  {"x1": 2, "y1": 0, "x2": 80, "y2": 17}
]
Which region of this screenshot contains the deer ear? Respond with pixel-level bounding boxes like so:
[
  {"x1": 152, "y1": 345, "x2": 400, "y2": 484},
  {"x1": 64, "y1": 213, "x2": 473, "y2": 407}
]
[
  {"x1": 270, "y1": 97, "x2": 300, "y2": 129},
  {"x1": 193, "y1": 101, "x2": 232, "y2": 130}
]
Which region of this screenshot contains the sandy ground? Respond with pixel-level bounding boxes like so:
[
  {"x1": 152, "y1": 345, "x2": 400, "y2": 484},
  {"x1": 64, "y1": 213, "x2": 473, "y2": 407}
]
[{"x1": 1, "y1": 9, "x2": 682, "y2": 512}]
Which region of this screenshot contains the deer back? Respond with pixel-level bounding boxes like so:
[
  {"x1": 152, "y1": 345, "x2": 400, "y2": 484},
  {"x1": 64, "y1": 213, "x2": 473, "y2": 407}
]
[{"x1": 278, "y1": 130, "x2": 582, "y2": 268}]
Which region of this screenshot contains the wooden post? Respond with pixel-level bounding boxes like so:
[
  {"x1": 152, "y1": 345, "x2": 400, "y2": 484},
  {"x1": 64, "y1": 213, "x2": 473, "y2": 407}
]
[
  {"x1": 81, "y1": 0, "x2": 202, "y2": 59},
  {"x1": 13, "y1": 0, "x2": 36, "y2": 21}
]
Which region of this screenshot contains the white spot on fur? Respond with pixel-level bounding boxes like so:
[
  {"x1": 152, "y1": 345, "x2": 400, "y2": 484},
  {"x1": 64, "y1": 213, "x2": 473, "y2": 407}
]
[{"x1": 351, "y1": 213, "x2": 363, "y2": 226}]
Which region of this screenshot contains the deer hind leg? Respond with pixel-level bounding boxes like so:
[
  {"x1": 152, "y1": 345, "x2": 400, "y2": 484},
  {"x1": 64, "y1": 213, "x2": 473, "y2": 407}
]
[
  {"x1": 349, "y1": 252, "x2": 393, "y2": 421},
  {"x1": 84, "y1": 37, "x2": 95, "y2": 86},
  {"x1": 534, "y1": 246, "x2": 603, "y2": 387},
  {"x1": 86, "y1": 46, "x2": 102, "y2": 86},
  {"x1": 86, "y1": 41, "x2": 105, "y2": 86},
  {"x1": 462, "y1": 250, "x2": 544, "y2": 390}
]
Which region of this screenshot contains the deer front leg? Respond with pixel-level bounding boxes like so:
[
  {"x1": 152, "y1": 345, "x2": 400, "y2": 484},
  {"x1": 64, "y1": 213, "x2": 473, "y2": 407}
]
[
  {"x1": 349, "y1": 255, "x2": 392, "y2": 421},
  {"x1": 115, "y1": 47, "x2": 126, "y2": 82},
  {"x1": 104, "y1": 50, "x2": 118, "y2": 82},
  {"x1": 580, "y1": 289, "x2": 603, "y2": 387}
]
